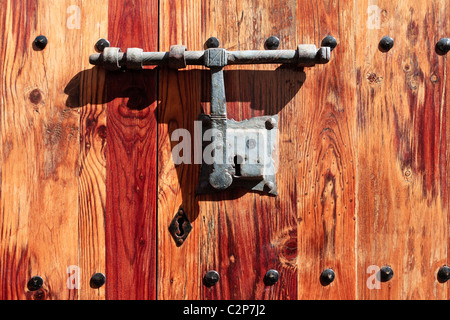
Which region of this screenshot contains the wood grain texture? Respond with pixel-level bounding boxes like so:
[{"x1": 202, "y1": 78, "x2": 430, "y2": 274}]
[
  {"x1": 0, "y1": 0, "x2": 81, "y2": 300},
  {"x1": 355, "y1": 0, "x2": 449, "y2": 299},
  {"x1": 158, "y1": 0, "x2": 203, "y2": 300},
  {"x1": 0, "y1": 0, "x2": 448, "y2": 301},
  {"x1": 105, "y1": 0, "x2": 158, "y2": 300},
  {"x1": 77, "y1": 0, "x2": 108, "y2": 300},
  {"x1": 295, "y1": 0, "x2": 357, "y2": 299},
  {"x1": 159, "y1": 0, "x2": 301, "y2": 300}
]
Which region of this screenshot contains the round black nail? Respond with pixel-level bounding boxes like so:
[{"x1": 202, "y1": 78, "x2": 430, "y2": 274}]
[
  {"x1": 264, "y1": 36, "x2": 280, "y2": 50},
  {"x1": 437, "y1": 266, "x2": 450, "y2": 283},
  {"x1": 33, "y1": 35, "x2": 48, "y2": 51},
  {"x1": 27, "y1": 276, "x2": 44, "y2": 291},
  {"x1": 205, "y1": 37, "x2": 220, "y2": 49},
  {"x1": 320, "y1": 268, "x2": 335, "y2": 286},
  {"x1": 264, "y1": 269, "x2": 279, "y2": 286},
  {"x1": 378, "y1": 36, "x2": 394, "y2": 52},
  {"x1": 321, "y1": 35, "x2": 337, "y2": 51},
  {"x1": 95, "y1": 38, "x2": 110, "y2": 53},
  {"x1": 203, "y1": 270, "x2": 220, "y2": 287},
  {"x1": 90, "y1": 272, "x2": 106, "y2": 289},
  {"x1": 435, "y1": 38, "x2": 450, "y2": 55},
  {"x1": 379, "y1": 266, "x2": 394, "y2": 282}
]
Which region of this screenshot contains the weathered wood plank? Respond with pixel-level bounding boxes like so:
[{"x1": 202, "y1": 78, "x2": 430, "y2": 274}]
[
  {"x1": 355, "y1": 0, "x2": 448, "y2": 299},
  {"x1": 105, "y1": 0, "x2": 158, "y2": 300},
  {"x1": 0, "y1": 0, "x2": 81, "y2": 300},
  {"x1": 200, "y1": 0, "x2": 300, "y2": 300},
  {"x1": 295, "y1": 0, "x2": 357, "y2": 300},
  {"x1": 76, "y1": 0, "x2": 109, "y2": 300},
  {"x1": 158, "y1": 0, "x2": 203, "y2": 300},
  {"x1": 158, "y1": 0, "x2": 300, "y2": 300}
]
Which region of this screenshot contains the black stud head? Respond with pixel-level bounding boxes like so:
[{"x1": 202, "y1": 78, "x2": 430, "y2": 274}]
[
  {"x1": 437, "y1": 266, "x2": 450, "y2": 283},
  {"x1": 379, "y1": 36, "x2": 394, "y2": 52},
  {"x1": 321, "y1": 35, "x2": 337, "y2": 51},
  {"x1": 33, "y1": 35, "x2": 48, "y2": 51},
  {"x1": 203, "y1": 270, "x2": 220, "y2": 287},
  {"x1": 264, "y1": 36, "x2": 280, "y2": 50},
  {"x1": 90, "y1": 273, "x2": 106, "y2": 289},
  {"x1": 95, "y1": 39, "x2": 110, "y2": 52},
  {"x1": 205, "y1": 37, "x2": 220, "y2": 49},
  {"x1": 264, "y1": 269, "x2": 280, "y2": 286},
  {"x1": 27, "y1": 276, "x2": 44, "y2": 291},
  {"x1": 320, "y1": 268, "x2": 335, "y2": 286},
  {"x1": 435, "y1": 38, "x2": 450, "y2": 55},
  {"x1": 379, "y1": 266, "x2": 394, "y2": 282}
]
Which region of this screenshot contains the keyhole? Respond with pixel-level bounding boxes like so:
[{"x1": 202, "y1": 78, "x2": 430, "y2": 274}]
[
  {"x1": 176, "y1": 217, "x2": 185, "y2": 237},
  {"x1": 234, "y1": 155, "x2": 243, "y2": 177}
]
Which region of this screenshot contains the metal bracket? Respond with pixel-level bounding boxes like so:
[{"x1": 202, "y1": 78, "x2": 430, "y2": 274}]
[{"x1": 90, "y1": 37, "x2": 334, "y2": 196}]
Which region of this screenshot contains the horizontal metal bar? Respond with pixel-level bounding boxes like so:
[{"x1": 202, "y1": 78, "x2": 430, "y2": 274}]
[{"x1": 89, "y1": 45, "x2": 330, "y2": 70}]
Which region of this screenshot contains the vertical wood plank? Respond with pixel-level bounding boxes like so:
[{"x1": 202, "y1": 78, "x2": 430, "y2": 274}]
[
  {"x1": 355, "y1": 0, "x2": 448, "y2": 299},
  {"x1": 158, "y1": 0, "x2": 301, "y2": 300},
  {"x1": 0, "y1": 0, "x2": 81, "y2": 300},
  {"x1": 158, "y1": 0, "x2": 203, "y2": 300},
  {"x1": 76, "y1": 0, "x2": 109, "y2": 300},
  {"x1": 200, "y1": 0, "x2": 300, "y2": 300},
  {"x1": 295, "y1": 0, "x2": 357, "y2": 300},
  {"x1": 105, "y1": 0, "x2": 158, "y2": 300}
]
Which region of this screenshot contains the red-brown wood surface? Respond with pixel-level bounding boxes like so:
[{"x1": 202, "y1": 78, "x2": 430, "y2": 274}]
[
  {"x1": 105, "y1": 0, "x2": 158, "y2": 299},
  {"x1": 0, "y1": 0, "x2": 448, "y2": 301}
]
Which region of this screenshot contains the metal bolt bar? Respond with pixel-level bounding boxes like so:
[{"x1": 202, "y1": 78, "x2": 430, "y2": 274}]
[{"x1": 89, "y1": 44, "x2": 331, "y2": 70}]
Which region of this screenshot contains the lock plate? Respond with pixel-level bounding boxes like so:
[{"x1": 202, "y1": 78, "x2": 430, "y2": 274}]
[{"x1": 197, "y1": 115, "x2": 278, "y2": 195}]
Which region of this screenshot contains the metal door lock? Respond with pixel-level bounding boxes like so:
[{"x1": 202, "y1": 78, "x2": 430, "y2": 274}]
[{"x1": 90, "y1": 37, "x2": 334, "y2": 196}]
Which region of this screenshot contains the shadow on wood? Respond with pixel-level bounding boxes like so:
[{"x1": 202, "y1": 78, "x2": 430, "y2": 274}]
[{"x1": 64, "y1": 66, "x2": 306, "y2": 225}]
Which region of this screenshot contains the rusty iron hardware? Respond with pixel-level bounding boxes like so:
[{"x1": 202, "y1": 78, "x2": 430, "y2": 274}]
[
  {"x1": 168, "y1": 208, "x2": 192, "y2": 246},
  {"x1": 379, "y1": 265, "x2": 394, "y2": 282},
  {"x1": 320, "y1": 268, "x2": 335, "y2": 286},
  {"x1": 264, "y1": 269, "x2": 280, "y2": 286},
  {"x1": 203, "y1": 270, "x2": 220, "y2": 287},
  {"x1": 436, "y1": 38, "x2": 450, "y2": 55},
  {"x1": 27, "y1": 276, "x2": 44, "y2": 291},
  {"x1": 33, "y1": 35, "x2": 48, "y2": 51},
  {"x1": 437, "y1": 265, "x2": 450, "y2": 283},
  {"x1": 90, "y1": 37, "x2": 334, "y2": 196},
  {"x1": 90, "y1": 272, "x2": 106, "y2": 289},
  {"x1": 378, "y1": 36, "x2": 394, "y2": 52}
]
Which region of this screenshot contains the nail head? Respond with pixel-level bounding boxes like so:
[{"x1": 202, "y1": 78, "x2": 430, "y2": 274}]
[
  {"x1": 90, "y1": 272, "x2": 106, "y2": 289},
  {"x1": 27, "y1": 276, "x2": 44, "y2": 291},
  {"x1": 204, "y1": 270, "x2": 220, "y2": 286},
  {"x1": 321, "y1": 35, "x2": 337, "y2": 51},
  {"x1": 264, "y1": 269, "x2": 279, "y2": 286},
  {"x1": 33, "y1": 35, "x2": 48, "y2": 50},
  {"x1": 264, "y1": 36, "x2": 280, "y2": 50}
]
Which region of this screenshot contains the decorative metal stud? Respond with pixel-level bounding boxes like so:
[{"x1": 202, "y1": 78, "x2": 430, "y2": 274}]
[
  {"x1": 95, "y1": 38, "x2": 110, "y2": 52},
  {"x1": 264, "y1": 269, "x2": 280, "y2": 286},
  {"x1": 378, "y1": 36, "x2": 394, "y2": 52},
  {"x1": 204, "y1": 270, "x2": 220, "y2": 287},
  {"x1": 320, "y1": 268, "x2": 335, "y2": 286},
  {"x1": 27, "y1": 276, "x2": 44, "y2": 291},
  {"x1": 379, "y1": 266, "x2": 394, "y2": 282},
  {"x1": 264, "y1": 36, "x2": 280, "y2": 50},
  {"x1": 321, "y1": 35, "x2": 337, "y2": 51},
  {"x1": 90, "y1": 273, "x2": 106, "y2": 289},
  {"x1": 204, "y1": 37, "x2": 220, "y2": 49},
  {"x1": 435, "y1": 38, "x2": 450, "y2": 55},
  {"x1": 33, "y1": 35, "x2": 48, "y2": 51},
  {"x1": 437, "y1": 266, "x2": 450, "y2": 283}
]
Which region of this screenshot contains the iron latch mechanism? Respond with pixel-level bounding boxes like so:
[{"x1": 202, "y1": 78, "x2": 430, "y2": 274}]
[{"x1": 90, "y1": 38, "x2": 334, "y2": 196}]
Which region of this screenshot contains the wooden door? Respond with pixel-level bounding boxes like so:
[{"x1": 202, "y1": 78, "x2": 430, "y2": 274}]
[{"x1": 0, "y1": 0, "x2": 448, "y2": 300}]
